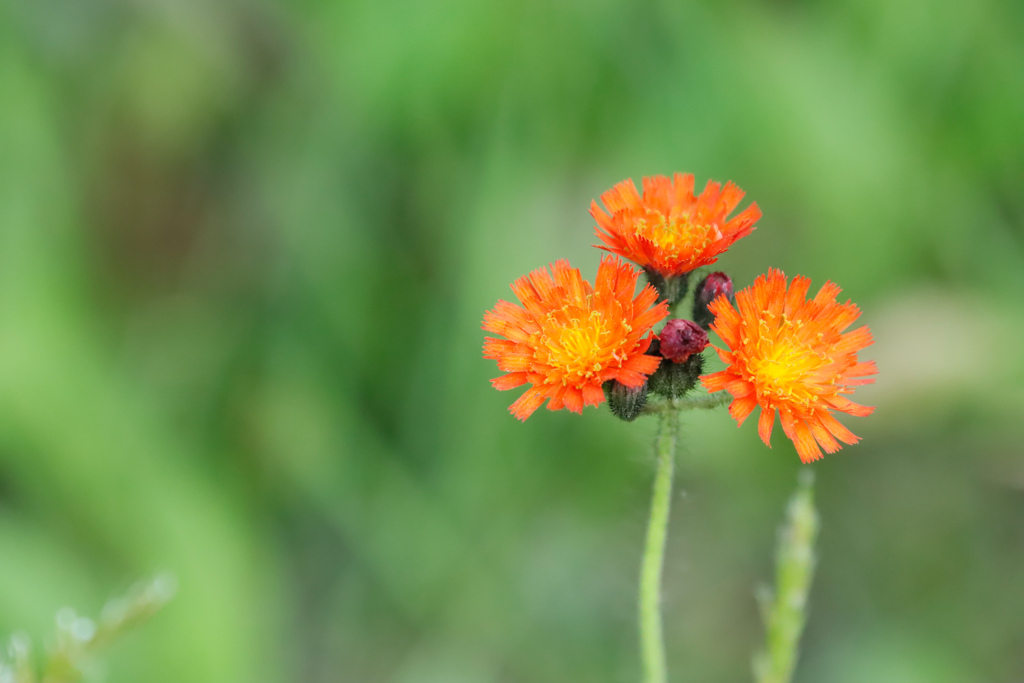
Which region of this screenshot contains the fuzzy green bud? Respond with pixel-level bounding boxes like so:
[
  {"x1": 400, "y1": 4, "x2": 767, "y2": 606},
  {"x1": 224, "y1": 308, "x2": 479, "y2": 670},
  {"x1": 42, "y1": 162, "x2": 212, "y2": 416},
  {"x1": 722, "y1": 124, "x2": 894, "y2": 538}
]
[{"x1": 603, "y1": 379, "x2": 649, "y2": 421}]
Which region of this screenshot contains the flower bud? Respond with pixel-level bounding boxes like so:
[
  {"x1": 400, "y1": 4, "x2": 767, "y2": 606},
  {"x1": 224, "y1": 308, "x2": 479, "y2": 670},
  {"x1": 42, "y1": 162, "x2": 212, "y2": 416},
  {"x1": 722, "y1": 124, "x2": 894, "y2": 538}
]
[
  {"x1": 692, "y1": 271, "x2": 734, "y2": 329},
  {"x1": 647, "y1": 321, "x2": 708, "y2": 399},
  {"x1": 651, "y1": 321, "x2": 708, "y2": 397},
  {"x1": 658, "y1": 319, "x2": 709, "y2": 363},
  {"x1": 603, "y1": 380, "x2": 649, "y2": 422},
  {"x1": 647, "y1": 351, "x2": 705, "y2": 399}
]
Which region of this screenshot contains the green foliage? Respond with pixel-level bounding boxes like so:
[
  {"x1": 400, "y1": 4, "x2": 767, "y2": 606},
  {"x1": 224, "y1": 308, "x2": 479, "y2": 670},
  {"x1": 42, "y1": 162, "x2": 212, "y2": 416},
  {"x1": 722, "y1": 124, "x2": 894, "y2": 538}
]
[
  {"x1": 0, "y1": 0, "x2": 1022, "y2": 681},
  {"x1": 0, "y1": 577, "x2": 174, "y2": 683}
]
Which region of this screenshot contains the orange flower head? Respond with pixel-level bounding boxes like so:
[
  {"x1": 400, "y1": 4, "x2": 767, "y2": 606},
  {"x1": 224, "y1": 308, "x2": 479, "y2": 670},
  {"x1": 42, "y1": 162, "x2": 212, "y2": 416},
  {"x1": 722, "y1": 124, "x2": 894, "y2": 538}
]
[
  {"x1": 701, "y1": 269, "x2": 877, "y2": 463},
  {"x1": 591, "y1": 173, "x2": 761, "y2": 278},
  {"x1": 483, "y1": 256, "x2": 669, "y2": 420}
]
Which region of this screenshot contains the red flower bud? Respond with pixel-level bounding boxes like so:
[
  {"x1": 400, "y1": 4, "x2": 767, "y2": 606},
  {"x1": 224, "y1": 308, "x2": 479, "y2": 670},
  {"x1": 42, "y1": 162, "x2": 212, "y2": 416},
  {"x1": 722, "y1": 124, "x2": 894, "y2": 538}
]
[
  {"x1": 693, "y1": 272, "x2": 734, "y2": 329},
  {"x1": 658, "y1": 319, "x2": 708, "y2": 363}
]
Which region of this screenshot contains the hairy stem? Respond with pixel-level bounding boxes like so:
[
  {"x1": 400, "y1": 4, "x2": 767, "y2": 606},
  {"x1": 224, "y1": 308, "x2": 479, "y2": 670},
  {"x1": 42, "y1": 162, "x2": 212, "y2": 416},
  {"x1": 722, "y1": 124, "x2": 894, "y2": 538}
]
[
  {"x1": 753, "y1": 471, "x2": 819, "y2": 683},
  {"x1": 641, "y1": 392, "x2": 729, "y2": 416},
  {"x1": 639, "y1": 400, "x2": 679, "y2": 683}
]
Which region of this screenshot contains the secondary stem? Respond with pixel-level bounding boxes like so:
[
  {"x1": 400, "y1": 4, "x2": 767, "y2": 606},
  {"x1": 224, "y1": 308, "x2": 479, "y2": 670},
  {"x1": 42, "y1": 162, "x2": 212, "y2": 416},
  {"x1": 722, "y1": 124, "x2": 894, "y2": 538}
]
[
  {"x1": 641, "y1": 392, "x2": 729, "y2": 415},
  {"x1": 753, "y1": 472, "x2": 819, "y2": 683},
  {"x1": 639, "y1": 399, "x2": 679, "y2": 683}
]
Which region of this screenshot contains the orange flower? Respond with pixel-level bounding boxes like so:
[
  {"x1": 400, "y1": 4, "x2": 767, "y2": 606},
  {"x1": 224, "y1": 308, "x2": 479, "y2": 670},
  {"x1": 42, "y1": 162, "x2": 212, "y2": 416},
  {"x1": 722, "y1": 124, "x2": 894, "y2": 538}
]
[
  {"x1": 701, "y1": 269, "x2": 877, "y2": 463},
  {"x1": 591, "y1": 173, "x2": 761, "y2": 278},
  {"x1": 483, "y1": 257, "x2": 669, "y2": 420}
]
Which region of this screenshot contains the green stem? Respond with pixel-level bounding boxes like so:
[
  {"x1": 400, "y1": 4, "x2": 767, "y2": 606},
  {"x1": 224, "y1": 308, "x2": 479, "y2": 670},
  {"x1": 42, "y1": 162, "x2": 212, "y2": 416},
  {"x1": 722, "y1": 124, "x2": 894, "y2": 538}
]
[
  {"x1": 753, "y1": 471, "x2": 819, "y2": 683},
  {"x1": 639, "y1": 400, "x2": 679, "y2": 683},
  {"x1": 641, "y1": 391, "x2": 730, "y2": 415}
]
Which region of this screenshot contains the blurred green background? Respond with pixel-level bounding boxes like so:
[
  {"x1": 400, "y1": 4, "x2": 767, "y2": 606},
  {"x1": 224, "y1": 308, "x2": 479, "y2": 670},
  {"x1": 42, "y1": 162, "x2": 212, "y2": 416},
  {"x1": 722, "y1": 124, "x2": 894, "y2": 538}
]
[{"x1": 1, "y1": 0, "x2": 1022, "y2": 681}]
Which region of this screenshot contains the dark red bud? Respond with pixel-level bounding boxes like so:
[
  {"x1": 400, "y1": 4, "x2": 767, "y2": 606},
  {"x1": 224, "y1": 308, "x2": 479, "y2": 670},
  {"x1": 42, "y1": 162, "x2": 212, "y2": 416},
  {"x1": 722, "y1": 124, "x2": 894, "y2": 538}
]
[
  {"x1": 658, "y1": 319, "x2": 709, "y2": 363},
  {"x1": 693, "y1": 272, "x2": 734, "y2": 329}
]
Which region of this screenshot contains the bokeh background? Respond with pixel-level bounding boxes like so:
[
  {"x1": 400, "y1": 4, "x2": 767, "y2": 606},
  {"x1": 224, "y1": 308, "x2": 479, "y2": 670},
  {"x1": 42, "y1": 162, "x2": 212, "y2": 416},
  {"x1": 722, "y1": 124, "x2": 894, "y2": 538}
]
[{"x1": 1, "y1": 0, "x2": 1023, "y2": 681}]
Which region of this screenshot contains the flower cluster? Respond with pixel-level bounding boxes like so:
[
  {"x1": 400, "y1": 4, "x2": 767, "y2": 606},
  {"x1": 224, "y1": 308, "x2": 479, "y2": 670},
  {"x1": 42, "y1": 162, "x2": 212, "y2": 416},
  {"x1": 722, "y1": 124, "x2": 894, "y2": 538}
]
[{"x1": 482, "y1": 173, "x2": 876, "y2": 462}]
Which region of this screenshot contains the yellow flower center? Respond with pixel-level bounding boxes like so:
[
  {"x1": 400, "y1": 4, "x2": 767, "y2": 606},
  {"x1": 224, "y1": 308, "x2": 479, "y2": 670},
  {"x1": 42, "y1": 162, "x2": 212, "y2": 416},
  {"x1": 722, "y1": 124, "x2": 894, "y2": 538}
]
[
  {"x1": 634, "y1": 209, "x2": 723, "y2": 260},
  {"x1": 744, "y1": 314, "x2": 826, "y2": 411},
  {"x1": 534, "y1": 307, "x2": 629, "y2": 385}
]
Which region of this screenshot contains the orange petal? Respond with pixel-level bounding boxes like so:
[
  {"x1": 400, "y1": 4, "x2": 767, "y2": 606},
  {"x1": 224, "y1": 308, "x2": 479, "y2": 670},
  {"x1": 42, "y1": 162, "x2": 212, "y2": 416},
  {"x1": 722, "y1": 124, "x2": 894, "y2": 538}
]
[
  {"x1": 632, "y1": 300, "x2": 671, "y2": 333},
  {"x1": 792, "y1": 420, "x2": 824, "y2": 463},
  {"x1": 825, "y1": 394, "x2": 875, "y2": 418},
  {"x1": 546, "y1": 385, "x2": 566, "y2": 411},
  {"x1": 581, "y1": 383, "x2": 606, "y2": 408},
  {"x1": 482, "y1": 337, "x2": 517, "y2": 359},
  {"x1": 807, "y1": 417, "x2": 842, "y2": 454},
  {"x1": 494, "y1": 348, "x2": 534, "y2": 372},
  {"x1": 780, "y1": 411, "x2": 822, "y2": 463},
  {"x1": 615, "y1": 369, "x2": 648, "y2": 387},
  {"x1": 816, "y1": 411, "x2": 860, "y2": 445},
  {"x1": 813, "y1": 281, "x2": 842, "y2": 306},
  {"x1": 716, "y1": 181, "x2": 745, "y2": 214},
  {"x1": 509, "y1": 387, "x2": 546, "y2": 421},
  {"x1": 601, "y1": 179, "x2": 641, "y2": 213},
  {"x1": 623, "y1": 353, "x2": 661, "y2": 375},
  {"x1": 563, "y1": 387, "x2": 585, "y2": 414},
  {"x1": 724, "y1": 202, "x2": 761, "y2": 239},
  {"x1": 672, "y1": 173, "x2": 695, "y2": 204},
  {"x1": 757, "y1": 406, "x2": 775, "y2": 446},
  {"x1": 729, "y1": 395, "x2": 758, "y2": 426},
  {"x1": 701, "y1": 371, "x2": 734, "y2": 393},
  {"x1": 491, "y1": 373, "x2": 529, "y2": 391},
  {"x1": 784, "y1": 275, "x2": 810, "y2": 317},
  {"x1": 846, "y1": 360, "x2": 878, "y2": 378},
  {"x1": 726, "y1": 379, "x2": 755, "y2": 398},
  {"x1": 834, "y1": 326, "x2": 874, "y2": 354}
]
